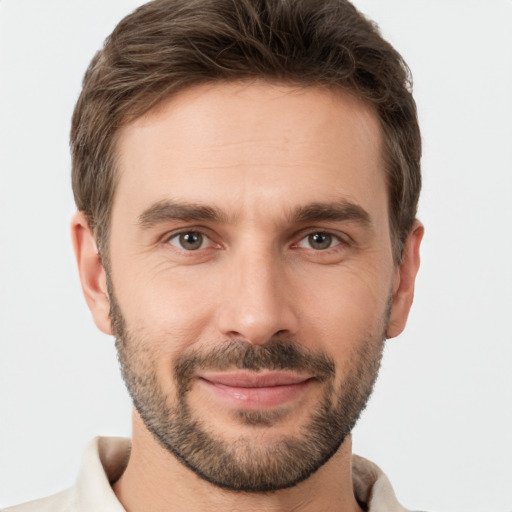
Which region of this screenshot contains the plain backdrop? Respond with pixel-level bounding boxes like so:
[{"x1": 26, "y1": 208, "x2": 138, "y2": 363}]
[{"x1": 1, "y1": 1, "x2": 511, "y2": 510}]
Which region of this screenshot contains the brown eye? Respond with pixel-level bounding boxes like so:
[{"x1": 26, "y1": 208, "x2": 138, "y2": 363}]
[{"x1": 169, "y1": 232, "x2": 206, "y2": 250}]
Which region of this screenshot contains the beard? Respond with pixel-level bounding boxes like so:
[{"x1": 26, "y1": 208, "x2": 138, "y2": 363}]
[{"x1": 109, "y1": 280, "x2": 388, "y2": 493}]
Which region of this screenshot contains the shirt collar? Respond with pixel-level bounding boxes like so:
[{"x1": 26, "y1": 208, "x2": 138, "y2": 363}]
[{"x1": 71, "y1": 437, "x2": 408, "y2": 512}]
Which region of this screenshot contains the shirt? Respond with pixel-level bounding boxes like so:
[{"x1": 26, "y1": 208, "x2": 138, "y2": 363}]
[{"x1": 2, "y1": 437, "x2": 412, "y2": 512}]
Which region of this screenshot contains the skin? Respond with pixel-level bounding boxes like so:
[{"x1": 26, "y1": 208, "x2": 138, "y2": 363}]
[{"x1": 72, "y1": 81, "x2": 423, "y2": 512}]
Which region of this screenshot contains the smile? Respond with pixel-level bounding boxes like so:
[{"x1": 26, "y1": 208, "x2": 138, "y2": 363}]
[{"x1": 197, "y1": 371, "x2": 316, "y2": 410}]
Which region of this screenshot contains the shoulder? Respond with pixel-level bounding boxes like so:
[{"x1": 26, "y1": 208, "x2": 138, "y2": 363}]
[
  {"x1": 1, "y1": 437, "x2": 129, "y2": 512},
  {"x1": 1, "y1": 489, "x2": 73, "y2": 512}
]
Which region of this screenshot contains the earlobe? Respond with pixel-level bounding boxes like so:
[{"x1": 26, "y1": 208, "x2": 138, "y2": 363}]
[
  {"x1": 71, "y1": 211, "x2": 112, "y2": 335},
  {"x1": 386, "y1": 220, "x2": 424, "y2": 339}
]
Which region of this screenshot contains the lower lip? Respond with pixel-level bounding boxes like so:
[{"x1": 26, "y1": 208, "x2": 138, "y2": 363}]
[{"x1": 198, "y1": 378, "x2": 314, "y2": 410}]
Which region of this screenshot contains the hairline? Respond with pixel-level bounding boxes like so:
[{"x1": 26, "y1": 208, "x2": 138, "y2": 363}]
[{"x1": 93, "y1": 78, "x2": 409, "y2": 268}]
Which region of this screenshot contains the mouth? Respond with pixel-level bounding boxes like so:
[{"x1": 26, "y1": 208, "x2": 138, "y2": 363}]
[{"x1": 197, "y1": 370, "x2": 316, "y2": 410}]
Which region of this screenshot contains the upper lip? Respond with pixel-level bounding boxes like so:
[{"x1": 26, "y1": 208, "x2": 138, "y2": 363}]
[{"x1": 199, "y1": 371, "x2": 312, "y2": 388}]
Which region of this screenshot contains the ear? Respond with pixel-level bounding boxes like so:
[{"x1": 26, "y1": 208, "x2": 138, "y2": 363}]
[
  {"x1": 386, "y1": 220, "x2": 424, "y2": 339},
  {"x1": 71, "y1": 211, "x2": 112, "y2": 335}
]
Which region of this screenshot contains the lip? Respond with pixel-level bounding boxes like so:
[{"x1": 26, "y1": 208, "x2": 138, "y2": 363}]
[{"x1": 198, "y1": 371, "x2": 315, "y2": 410}]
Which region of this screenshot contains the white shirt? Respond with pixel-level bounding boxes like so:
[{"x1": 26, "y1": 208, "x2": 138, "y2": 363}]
[{"x1": 3, "y1": 437, "x2": 413, "y2": 512}]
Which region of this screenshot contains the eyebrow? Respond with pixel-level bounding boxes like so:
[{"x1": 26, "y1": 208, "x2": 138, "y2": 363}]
[
  {"x1": 137, "y1": 200, "x2": 229, "y2": 228},
  {"x1": 289, "y1": 201, "x2": 371, "y2": 226},
  {"x1": 137, "y1": 198, "x2": 371, "y2": 229}
]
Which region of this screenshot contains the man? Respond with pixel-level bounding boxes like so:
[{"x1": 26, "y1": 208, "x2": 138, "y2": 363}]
[{"x1": 4, "y1": 0, "x2": 423, "y2": 510}]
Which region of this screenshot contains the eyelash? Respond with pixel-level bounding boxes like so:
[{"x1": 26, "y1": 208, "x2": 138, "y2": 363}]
[
  {"x1": 165, "y1": 230, "x2": 217, "y2": 252},
  {"x1": 164, "y1": 228, "x2": 349, "y2": 254},
  {"x1": 293, "y1": 231, "x2": 346, "y2": 251}
]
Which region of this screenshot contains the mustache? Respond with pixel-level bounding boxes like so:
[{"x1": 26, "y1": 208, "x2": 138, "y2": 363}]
[{"x1": 174, "y1": 339, "x2": 336, "y2": 385}]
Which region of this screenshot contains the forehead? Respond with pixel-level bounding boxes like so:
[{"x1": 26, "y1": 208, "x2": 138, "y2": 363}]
[{"x1": 113, "y1": 81, "x2": 386, "y2": 223}]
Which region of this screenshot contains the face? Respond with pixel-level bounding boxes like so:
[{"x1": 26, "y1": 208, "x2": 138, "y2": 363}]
[{"x1": 75, "y1": 81, "x2": 421, "y2": 492}]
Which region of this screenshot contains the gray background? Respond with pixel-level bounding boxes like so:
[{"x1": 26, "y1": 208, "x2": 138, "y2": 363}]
[{"x1": 1, "y1": 1, "x2": 511, "y2": 510}]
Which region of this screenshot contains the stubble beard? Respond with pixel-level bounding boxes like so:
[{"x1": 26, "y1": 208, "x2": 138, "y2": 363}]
[{"x1": 109, "y1": 280, "x2": 388, "y2": 493}]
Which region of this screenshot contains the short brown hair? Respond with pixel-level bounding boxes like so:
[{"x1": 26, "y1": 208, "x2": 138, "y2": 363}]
[{"x1": 71, "y1": 0, "x2": 421, "y2": 263}]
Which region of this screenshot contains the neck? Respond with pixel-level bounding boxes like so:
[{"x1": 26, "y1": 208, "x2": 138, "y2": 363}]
[{"x1": 113, "y1": 411, "x2": 363, "y2": 512}]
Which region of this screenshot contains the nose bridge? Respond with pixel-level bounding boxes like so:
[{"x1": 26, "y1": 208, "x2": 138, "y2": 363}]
[{"x1": 216, "y1": 239, "x2": 298, "y2": 345}]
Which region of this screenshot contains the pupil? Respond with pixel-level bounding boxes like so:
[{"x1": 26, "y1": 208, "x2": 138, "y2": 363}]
[
  {"x1": 180, "y1": 232, "x2": 202, "y2": 250},
  {"x1": 310, "y1": 233, "x2": 331, "y2": 250}
]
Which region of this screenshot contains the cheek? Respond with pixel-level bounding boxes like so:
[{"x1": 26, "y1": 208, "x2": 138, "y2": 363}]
[
  {"x1": 294, "y1": 262, "x2": 392, "y2": 352},
  {"x1": 113, "y1": 245, "x2": 393, "y2": 362},
  {"x1": 115, "y1": 263, "x2": 221, "y2": 351}
]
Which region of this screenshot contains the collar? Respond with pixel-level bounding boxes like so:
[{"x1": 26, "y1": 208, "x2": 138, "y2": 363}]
[{"x1": 70, "y1": 437, "x2": 409, "y2": 512}]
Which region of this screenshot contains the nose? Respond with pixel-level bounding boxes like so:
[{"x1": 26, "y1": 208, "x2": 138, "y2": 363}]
[{"x1": 215, "y1": 245, "x2": 299, "y2": 345}]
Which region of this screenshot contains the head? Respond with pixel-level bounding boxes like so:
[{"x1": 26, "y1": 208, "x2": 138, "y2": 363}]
[
  {"x1": 71, "y1": 0, "x2": 421, "y2": 265},
  {"x1": 71, "y1": 0, "x2": 423, "y2": 494}
]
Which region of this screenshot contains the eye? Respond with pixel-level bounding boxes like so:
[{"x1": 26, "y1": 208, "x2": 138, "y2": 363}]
[
  {"x1": 296, "y1": 232, "x2": 341, "y2": 250},
  {"x1": 168, "y1": 231, "x2": 210, "y2": 251}
]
